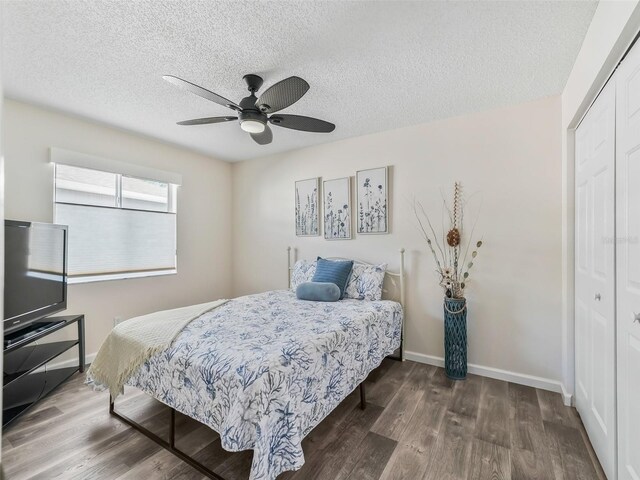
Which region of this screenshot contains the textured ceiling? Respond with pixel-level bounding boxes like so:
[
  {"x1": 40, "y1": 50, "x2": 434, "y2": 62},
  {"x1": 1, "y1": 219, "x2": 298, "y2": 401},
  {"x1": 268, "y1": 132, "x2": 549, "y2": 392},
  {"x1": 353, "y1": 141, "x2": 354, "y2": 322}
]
[{"x1": 1, "y1": 0, "x2": 597, "y2": 162}]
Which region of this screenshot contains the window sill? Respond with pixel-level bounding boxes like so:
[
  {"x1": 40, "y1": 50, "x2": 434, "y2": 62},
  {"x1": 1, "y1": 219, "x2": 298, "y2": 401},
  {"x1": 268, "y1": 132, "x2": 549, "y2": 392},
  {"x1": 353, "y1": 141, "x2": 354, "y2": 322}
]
[{"x1": 68, "y1": 269, "x2": 177, "y2": 284}]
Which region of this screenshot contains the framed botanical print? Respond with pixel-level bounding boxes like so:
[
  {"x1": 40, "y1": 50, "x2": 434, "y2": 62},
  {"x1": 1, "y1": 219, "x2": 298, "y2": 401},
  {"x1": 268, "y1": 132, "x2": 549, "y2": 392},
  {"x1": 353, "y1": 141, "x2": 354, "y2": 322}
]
[
  {"x1": 295, "y1": 177, "x2": 320, "y2": 236},
  {"x1": 323, "y1": 177, "x2": 351, "y2": 240},
  {"x1": 356, "y1": 166, "x2": 389, "y2": 234}
]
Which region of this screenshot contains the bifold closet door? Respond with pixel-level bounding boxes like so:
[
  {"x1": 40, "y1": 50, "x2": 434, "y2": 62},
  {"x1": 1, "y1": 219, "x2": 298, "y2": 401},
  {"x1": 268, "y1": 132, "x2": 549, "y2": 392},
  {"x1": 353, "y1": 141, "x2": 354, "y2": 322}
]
[
  {"x1": 575, "y1": 78, "x2": 617, "y2": 479},
  {"x1": 616, "y1": 38, "x2": 640, "y2": 480}
]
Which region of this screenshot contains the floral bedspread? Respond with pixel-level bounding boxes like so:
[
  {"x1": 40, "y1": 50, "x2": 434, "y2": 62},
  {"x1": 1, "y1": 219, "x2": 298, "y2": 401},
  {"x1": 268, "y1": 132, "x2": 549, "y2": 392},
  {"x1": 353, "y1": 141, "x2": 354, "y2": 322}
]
[{"x1": 126, "y1": 290, "x2": 402, "y2": 480}]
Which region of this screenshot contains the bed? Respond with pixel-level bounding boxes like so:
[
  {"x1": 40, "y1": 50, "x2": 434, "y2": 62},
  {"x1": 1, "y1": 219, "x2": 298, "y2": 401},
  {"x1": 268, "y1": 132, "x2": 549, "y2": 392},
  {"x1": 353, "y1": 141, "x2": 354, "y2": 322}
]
[{"x1": 109, "y1": 248, "x2": 406, "y2": 480}]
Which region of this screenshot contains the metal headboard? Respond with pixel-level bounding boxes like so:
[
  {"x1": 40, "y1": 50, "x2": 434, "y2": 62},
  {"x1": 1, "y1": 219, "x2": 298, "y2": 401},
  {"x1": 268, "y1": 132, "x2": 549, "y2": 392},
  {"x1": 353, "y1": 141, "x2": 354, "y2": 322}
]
[{"x1": 287, "y1": 246, "x2": 406, "y2": 361}]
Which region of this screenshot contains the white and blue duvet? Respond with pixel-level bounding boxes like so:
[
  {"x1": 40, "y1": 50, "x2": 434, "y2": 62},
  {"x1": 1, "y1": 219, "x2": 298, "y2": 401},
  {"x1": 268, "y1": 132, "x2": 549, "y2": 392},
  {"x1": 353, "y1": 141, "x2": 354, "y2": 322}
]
[{"x1": 126, "y1": 289, "x2": 402, "y2": 480}]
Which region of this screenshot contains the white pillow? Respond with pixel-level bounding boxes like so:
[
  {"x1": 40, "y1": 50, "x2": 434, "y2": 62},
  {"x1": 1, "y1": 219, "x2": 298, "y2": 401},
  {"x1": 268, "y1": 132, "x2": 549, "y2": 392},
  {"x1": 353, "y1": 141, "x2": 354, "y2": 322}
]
[
  {"x1": 290, "y1": 259, "x2": 317, "y2": 291},
  {"x1": 344, "y1": 263, "x2": 387, "y2": 301}
]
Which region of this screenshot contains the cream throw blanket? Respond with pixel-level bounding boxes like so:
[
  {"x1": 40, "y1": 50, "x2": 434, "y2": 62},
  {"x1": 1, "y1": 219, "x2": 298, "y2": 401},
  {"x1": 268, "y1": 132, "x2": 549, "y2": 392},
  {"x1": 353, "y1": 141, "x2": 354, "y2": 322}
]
[{"x1": 87, "y1": 299, "x2": 228, "y2": 399}]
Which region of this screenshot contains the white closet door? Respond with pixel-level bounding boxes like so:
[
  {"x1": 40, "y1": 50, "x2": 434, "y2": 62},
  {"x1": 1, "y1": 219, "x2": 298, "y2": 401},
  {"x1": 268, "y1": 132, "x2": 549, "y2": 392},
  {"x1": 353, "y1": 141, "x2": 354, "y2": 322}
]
[
  {"x1": 575, "y1": 78, "x2": 617, "y2": 480},
  {"x1": 616, "y1": 38, "x2": 640, "y2": 480}
]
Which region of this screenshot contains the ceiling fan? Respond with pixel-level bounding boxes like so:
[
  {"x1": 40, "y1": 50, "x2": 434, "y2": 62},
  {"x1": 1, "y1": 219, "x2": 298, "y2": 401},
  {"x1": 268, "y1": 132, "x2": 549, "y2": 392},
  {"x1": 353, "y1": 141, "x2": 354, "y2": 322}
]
[{"x1": 163, "y1": 74, "x2": 335, "y2": 145}]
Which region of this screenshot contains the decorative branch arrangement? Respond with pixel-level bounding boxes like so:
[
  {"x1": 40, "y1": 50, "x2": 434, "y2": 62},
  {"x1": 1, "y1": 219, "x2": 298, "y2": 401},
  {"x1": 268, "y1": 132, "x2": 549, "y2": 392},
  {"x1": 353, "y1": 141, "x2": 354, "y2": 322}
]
[{"x1": 413, "y1": 182, "x2": 483, "y2": 299}]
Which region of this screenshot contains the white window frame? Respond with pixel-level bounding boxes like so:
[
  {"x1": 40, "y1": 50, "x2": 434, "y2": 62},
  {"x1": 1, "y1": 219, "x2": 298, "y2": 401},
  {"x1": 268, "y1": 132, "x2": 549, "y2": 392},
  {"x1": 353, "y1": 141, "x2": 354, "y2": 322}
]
[{"x1": 51, "y1": 148, "x2": 181, "y2": 284}]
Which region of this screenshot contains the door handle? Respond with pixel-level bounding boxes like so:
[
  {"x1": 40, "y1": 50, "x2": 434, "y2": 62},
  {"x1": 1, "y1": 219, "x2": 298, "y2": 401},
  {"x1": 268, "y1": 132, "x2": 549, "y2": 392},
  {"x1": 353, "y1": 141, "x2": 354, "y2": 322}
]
[
  {"x1": 634, "y1": 312, "x2": 640, "y2": 324},
  {"x1": 594, "y1": 293, "x2": 601, "y2": 301}
]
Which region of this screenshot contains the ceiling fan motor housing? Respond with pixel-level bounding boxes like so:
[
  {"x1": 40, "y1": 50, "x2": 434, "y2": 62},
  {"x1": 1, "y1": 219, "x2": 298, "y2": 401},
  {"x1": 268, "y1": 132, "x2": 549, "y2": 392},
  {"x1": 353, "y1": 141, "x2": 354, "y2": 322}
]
[
  {"x1": 238, "y1": 95, "x2": 267, "y2": 133},
  {"x1": 239, "y1": 109, "x2": 266, "y2": 122},
  {"x1": 239, "y1": 95, "x2": 267, "y2": 120}
]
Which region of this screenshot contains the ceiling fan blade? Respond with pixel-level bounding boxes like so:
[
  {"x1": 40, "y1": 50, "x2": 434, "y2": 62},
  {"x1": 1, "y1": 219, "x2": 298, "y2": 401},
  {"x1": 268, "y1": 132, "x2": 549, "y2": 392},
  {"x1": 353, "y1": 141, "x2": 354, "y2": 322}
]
[
  {"x1": 269, "y1": 114, "x2": 335, "y2": 133},
  {"x1": 176, "y1": 116, "x2": 237, "y2": 126},
  {"x1": 163, "y1": 75, "x2": 241, "y2": 111},
  {"x1": 255, "y1": 76, "x2": 310, "y2": 114},
  {"x1": 250, "y1": 125, "x2": 273, "y2": 145}
]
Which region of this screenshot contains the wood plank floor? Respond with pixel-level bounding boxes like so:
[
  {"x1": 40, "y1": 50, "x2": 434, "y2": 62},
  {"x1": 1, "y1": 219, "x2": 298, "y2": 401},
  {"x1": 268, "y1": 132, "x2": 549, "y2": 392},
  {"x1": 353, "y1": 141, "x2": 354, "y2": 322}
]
[{"x1": 2, "y1": 360, "x2": 606, "y2": 480}]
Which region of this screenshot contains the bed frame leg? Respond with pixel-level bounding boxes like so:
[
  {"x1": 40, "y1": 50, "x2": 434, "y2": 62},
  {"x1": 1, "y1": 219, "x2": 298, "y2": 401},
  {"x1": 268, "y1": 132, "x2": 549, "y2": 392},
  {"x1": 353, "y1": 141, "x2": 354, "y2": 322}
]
[
  {"x1": 359, "y1": 382, "x2": 366, "y2": 410},
  {"x1": 170, "y1": 408, "x2": 176, "y2": 448}
]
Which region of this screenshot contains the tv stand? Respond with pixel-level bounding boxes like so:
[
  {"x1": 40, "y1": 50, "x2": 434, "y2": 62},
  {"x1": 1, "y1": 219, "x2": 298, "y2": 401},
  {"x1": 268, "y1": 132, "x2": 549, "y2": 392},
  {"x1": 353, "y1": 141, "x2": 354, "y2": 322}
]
[
  {"x1": 4, "y1": 320, "x2": 66, "y2": 348},
  {"x1": 3, "y1": 314, "x2": 85, "y2": 428}
]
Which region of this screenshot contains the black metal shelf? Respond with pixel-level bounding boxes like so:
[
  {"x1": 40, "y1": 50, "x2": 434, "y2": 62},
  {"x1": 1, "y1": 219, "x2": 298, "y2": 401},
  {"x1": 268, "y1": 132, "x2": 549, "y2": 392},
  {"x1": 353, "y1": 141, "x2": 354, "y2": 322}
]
[
  {"x1": 4, "y1": 340, "x2": 79, "y2": 387},
  {"x1": 3, "y1": 314, "x2": 85, "y2": 429},
  {"x1": 4, "y1": 316, "x2": 80, "y2": 353},
  {"x1": 2, "y1": 366, "x2": 79, "y2": 426}
]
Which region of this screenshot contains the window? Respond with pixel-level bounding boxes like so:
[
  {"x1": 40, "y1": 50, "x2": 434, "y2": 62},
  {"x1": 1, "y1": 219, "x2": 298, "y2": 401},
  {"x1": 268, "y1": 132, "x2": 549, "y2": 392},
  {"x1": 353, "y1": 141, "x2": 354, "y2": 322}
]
[
  {"x1": 52, "y1": 153, "x2": 180, "y2": 284},
  {"x1": 121, "y1": 176, "x2": 170, "y2": 212}
]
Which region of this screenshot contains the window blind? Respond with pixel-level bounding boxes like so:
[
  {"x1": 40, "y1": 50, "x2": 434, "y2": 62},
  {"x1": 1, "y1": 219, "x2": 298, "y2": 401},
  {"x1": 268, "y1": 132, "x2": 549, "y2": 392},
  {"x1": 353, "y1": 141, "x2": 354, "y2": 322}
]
[
  {"x1": 52, "y1": 152, "x2": 179, "y2": 283},
  {"x1": 54, "y1": 203, "x2": 176, "y2": 278}
]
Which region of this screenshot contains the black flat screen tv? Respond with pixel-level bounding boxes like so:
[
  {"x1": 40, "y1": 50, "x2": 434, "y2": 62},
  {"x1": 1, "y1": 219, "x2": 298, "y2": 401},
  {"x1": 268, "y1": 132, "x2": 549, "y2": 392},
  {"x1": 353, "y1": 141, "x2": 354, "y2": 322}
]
[{"x1": 4, "y1": 220, "x2": 68, "y2": 334}]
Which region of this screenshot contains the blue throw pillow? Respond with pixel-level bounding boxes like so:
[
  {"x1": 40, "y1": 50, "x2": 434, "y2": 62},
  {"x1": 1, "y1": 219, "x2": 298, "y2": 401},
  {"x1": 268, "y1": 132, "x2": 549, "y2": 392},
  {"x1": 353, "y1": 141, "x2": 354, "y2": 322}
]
[
  {"x1": 312, "y1": 257, "x2": 354, "y2": 298},
  {"x1": 296, "y1": 282, "x2": 341, "y2": 302}
]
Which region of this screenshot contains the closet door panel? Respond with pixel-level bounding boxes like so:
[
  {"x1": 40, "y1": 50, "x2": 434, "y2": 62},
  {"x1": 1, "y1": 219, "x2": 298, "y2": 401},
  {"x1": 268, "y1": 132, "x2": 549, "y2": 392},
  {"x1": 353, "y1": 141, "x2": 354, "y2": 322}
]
[
  {"x1": 592, "y1": 169, "x2": 609, "y2": 276},
  {"x1": 575, "y1": 299, "x2": 589, "y2": 400},
  {"x1": 575, "y1": 78, "x2": 616, "y2": 480},
  {"x1": 591, "y1": 310, "x2": 609, "y2": 429},
  {"x1": 575, "y1": 149, "x2": 590, "y2": 401},
  {"x1": 576, "y1": 179, "x2": 589, "y2": 271},
  {"x1": 616, "y1": 37, "x2": 640, "y2": 480},
  {"x1": 628, "y1": 154, "x2": 640, "y2": 280}
]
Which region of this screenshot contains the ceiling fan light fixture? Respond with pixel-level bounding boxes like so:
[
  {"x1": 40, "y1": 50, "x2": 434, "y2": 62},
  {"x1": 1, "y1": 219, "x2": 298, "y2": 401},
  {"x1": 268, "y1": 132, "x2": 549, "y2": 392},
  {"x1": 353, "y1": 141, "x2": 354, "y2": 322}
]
[
  {"x1": 164, "y1": 74, "x2": 334, "y2": 145},
  {"x1": 240, "y1": 119, "x2": 266, "y2": 134}
]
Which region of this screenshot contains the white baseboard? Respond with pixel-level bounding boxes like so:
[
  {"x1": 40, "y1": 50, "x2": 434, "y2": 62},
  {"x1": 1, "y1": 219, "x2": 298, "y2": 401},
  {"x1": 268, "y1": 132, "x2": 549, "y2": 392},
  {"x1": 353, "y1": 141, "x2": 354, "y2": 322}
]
[
  {"x1": 561, "y1": 383, "x2": 574, "y2": 407},
  {"x1": 47, "y1": 352, "x2": 97, "y2": 371},
  {"x1": 48, "y1": 350, "x2": 575, "y2": 407},
  {"x1": 405, "y1": 350, "x2": 573, "y2": 406}
]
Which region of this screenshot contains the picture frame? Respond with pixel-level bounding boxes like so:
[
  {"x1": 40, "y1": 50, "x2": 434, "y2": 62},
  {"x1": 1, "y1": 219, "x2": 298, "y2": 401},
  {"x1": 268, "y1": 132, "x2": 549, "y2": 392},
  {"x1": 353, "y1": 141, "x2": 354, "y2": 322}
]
[
  {"x1": 323, "y1": 177, "x2": 352, "y2": 240},
  {"x1": 295, "y1": 177, "x2": 320, "y2": 236},
  {"x1": 356, "y1": 166, "x2": 389, "y2": 234}
]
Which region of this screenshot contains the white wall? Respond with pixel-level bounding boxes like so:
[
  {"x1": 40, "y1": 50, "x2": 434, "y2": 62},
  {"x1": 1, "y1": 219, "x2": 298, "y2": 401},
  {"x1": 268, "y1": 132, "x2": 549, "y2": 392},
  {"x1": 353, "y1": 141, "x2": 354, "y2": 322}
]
[
  {"x1": 232, "y1": 96, "x2": 564, "y2": 389},
  {"x1": 561, "y1": 1, "x2": 640, "y2": 401},
  {"x1": 2, "y1": 99, "x2": 233, "y2": 357}
]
